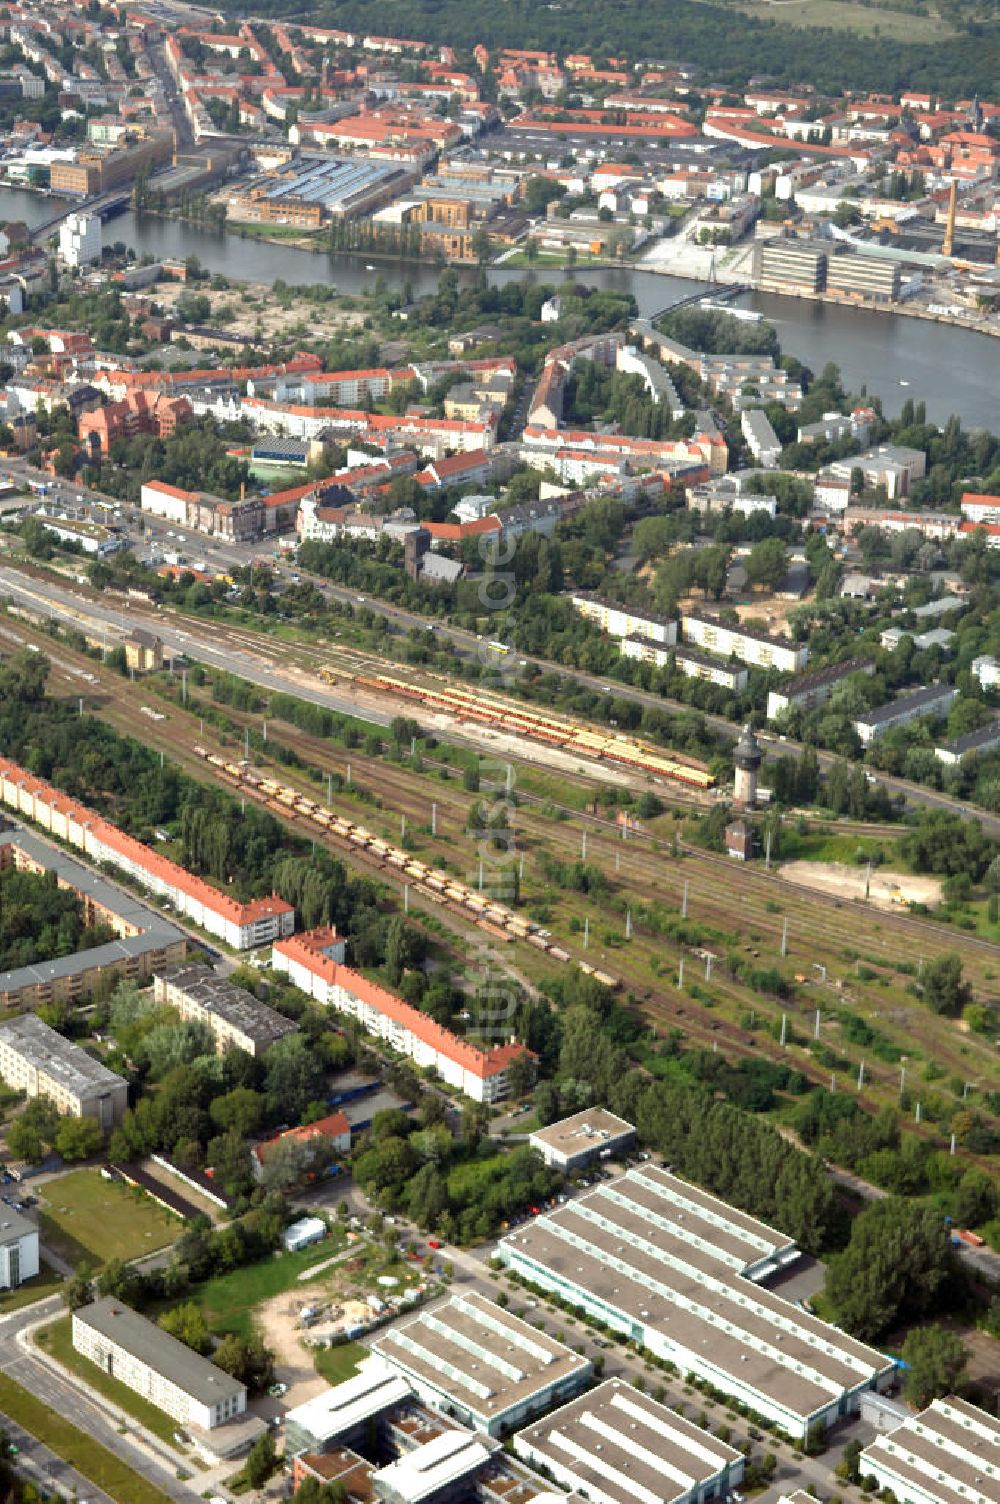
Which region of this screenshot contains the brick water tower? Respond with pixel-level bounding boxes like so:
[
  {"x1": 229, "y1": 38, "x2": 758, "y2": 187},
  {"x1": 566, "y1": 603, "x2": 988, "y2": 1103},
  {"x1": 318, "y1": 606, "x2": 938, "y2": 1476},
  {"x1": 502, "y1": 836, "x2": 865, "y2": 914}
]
[{"x1": 733, "y1": 723, "x2": 762, "y2": 809}]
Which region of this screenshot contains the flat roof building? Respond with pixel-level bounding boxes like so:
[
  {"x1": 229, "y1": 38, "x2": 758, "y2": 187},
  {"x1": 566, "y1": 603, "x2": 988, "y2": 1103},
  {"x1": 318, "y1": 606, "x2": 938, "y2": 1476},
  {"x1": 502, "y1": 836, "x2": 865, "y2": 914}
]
[
  {"x1": 153, "y1": 964, "x2": 297, "y2": 1057},
  {"x1": 859, "y1": 1395, "x2": 1000, "y2": 1504},
  {"x1": 498, "y1": 1164, "x2": 894, "y2": 1440},
  {"x1": 529, "y1": 1109, "x2": 635, "y2": 1172},
  {"x1": 376, "y1": 1430, "x2": 496, "y2": 1504},
  {"x1": 826, "y1": 252, "x2": 900, "y2": 303},
  {"x1": 514, "y1": 1377, "x2": 744, "y2": 1504},
  {"x1": 0, "y1": 1012, "x2": 127, "y2": 1129},
  {"x1": 73, "y1": 1297, "x2": 246, "y2": 1434},
  {"x1": 285, "y1": 1358, "x2": 414, "y2": 1458},
  {"x1": 758, "y1": 240, "x2": 827, "y2": 295},
  {"x1": 371, "y1": 1291, "x2": 592, "y2": 1437}
]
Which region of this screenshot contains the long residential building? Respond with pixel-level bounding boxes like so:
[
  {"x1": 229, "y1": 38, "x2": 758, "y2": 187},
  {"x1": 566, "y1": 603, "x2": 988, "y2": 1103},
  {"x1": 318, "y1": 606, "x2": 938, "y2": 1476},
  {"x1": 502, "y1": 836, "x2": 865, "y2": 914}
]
[
  {"x1": 859, "y1": 1395, "x2": 1000, "y2": 1504},
  {"x1": 681, "y1": 613, "x2": 809, "y2": 673},
  {"x1": 369, "y1": 1291, "x2": 592, "y2": 1436},
  {"x1": 0, "y1": 758, "x2": 295, "y2": 951},
  {"x1": 0, "y1": 826, "x2": 186, "y2": 1010},
  {"x1": 153, "y1": 964, "x2": 298, "y2": 1056},
  {"x1": 271, "y1": 929, "x2": 531, "y2": 1103},
  {"x1": 0, "y1": 1012, "x2": 127, "y2": 1128},
  {"x1": 671, "y1": 645, "x2": 749, "y2": 691},
  {"x1": 73, "y1": 1297, "x2": 247, "y2": 1433},
  {"x1": 766, "y1": 657, "x2": 875, "y2": 721},
  {"x1": 514, "y1": 1377, "x2": 744, "y2": 1504},
  {"x1": 498, "y1": 1164, "x2": 894, "y2": 1440},
  {"x1": 571, "y1": 594, "x2": 678, "y2": 646},
  {"x1": 853, "y1": 683, "x2": 958, "y2": 746}
]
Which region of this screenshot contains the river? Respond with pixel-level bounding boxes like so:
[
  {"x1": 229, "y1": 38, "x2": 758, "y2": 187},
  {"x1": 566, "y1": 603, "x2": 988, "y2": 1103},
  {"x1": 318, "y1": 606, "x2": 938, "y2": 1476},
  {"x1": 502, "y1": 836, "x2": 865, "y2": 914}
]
[{"x1": 3, "y1": 184, "x2": 997, "y2": 430}]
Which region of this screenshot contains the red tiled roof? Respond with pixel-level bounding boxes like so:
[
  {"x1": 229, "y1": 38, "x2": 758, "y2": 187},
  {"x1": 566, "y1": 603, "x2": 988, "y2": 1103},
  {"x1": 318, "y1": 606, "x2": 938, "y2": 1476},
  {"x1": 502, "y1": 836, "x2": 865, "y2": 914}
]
[
  {"x1": 143, "y1": 479, "x2": 197, "y2": 502},
  {"x1": 255, "y1": 1110, "x2": 350, "y2": 1161},
  {"x1": 275, "y1": 930, "x2": 529, "y2": 1079},
  {"x1": 0, "y1": 757, "x2": 294, "y2": 931}
]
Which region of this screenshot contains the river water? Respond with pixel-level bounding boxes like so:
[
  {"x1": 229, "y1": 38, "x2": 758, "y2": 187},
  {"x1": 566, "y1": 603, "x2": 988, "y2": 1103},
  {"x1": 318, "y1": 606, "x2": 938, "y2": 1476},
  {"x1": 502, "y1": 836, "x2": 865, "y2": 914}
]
[{"x1": 4, "y1": 184, "x2": 997, "y2": 430}]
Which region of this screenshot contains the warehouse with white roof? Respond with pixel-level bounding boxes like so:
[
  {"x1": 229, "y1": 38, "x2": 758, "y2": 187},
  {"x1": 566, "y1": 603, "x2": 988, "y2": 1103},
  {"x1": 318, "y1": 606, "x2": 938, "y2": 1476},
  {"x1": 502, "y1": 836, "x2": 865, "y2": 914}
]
[
  {"x1": 375, "y1": 1429, "x2": 496, "y2": 1504},
  {"x1": 370, "y1": 1291, "x2": 591, "y2": 1437},
  {"x1": 498, "y1": 1164, "x2": 894, "y2": 1440},
  {"x1": 514, "y1": 1377, "x2": 743, "y2": 1504},
  {"x1": 859, "y1": 1395, "x2": 1000, "y2": 1504},
  {"x1": 285, "y1": 1358, "x2": 413, "y2": 1457}
]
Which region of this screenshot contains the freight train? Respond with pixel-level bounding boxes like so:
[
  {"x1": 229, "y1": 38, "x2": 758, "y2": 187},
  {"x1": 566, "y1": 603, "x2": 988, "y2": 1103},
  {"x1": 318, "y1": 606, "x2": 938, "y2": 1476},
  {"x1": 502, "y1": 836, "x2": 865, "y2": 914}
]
[{"x1": 193, "y1": 747, "x2": 617, "y2": 987}]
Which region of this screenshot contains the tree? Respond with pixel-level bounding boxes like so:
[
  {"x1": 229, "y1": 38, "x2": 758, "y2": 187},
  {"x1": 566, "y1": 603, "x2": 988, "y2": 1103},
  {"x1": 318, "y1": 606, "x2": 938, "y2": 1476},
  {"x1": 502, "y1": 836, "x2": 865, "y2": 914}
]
[
  {"x1": 5, "y1": 1117, "x2": 46, "y2": 1165},
  {"x1": 213, "y1": 1333, "x2": 275, "y2": 1392},
  {"x1": 826, "y1": 1200, "x2": 953, "y2": 1340},
  {"x1": 209, "y1": 1087, "x2": 266, "y2": 1137},
  {"x1": 901, "y1": 1326, "x2": 967, "y2": 1408},
  {"x1": 54, "y1": 1116, "x2": 105, "y2": 1162},
  {"x1": 264, "y1": 1036, "x2": 326, "y2": 1118},
  {"x1": 96, "y1": 1258, "x2": 137, "y2": 1302},
  {"x1": 245, "y1": 1430, "x2": 278, "y2": 1489},
  {"x1": 62, "y1": 1264, "x2": 94, "y2": 1311},
  {"x1": 158, "y1": 1301, "x2": 210, "y2": 1354},
  {"x1": 922, "y1": 952, "x2": 971, "y2": 1016}
]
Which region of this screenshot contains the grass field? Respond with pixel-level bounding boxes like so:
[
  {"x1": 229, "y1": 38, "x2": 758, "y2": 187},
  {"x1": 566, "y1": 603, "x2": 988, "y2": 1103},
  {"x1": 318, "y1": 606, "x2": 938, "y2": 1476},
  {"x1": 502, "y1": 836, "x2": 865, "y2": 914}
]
[
  {"x1": 185, "y1": 1235, "x2": 347, "y2": 1341},
  {"x1": 723, "y1": 0, "x2": 952, "y2": 36},
  {"x1": 0, "y1": 1372, "x2": 174, "y2": 1504},
  {"x1": 38, "y1": 1170, "x2": 181, "y2": 1269},
  {"x1": 313, "y1": 1340, "x2": 367, "y2": 1386},
  {"x1": 35, "y1": 1317, "x2": 177, "y2": 1444},
  {"x1": 0, "y1": 1260, "x2": 63, "y2": 1314}
]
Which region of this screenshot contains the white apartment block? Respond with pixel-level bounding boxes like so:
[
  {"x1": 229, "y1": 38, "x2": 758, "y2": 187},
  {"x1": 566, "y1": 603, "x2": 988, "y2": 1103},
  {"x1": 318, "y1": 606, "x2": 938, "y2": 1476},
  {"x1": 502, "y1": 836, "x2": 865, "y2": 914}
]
[
  {"x1": 859, "y1": 1395, "x2": 1000, "y2": 1504},
  {"x1": 499, "y1": 1164, "x2": 894, "y2": 1441},
  {"x1": 0, "y1": 1013, "x2": 127, "y2": 1128},
  {"x1": 73, "y1": 1298, "x2": 246, "y2": 1432},
  {"x1": 766, "y1": 657, "x2": 875, "y2": 722},
  {"x1": 572, "y1": 595, "x2": 678, "y2": 646},
  {"x1": 853, "y1": 683, "x2": 958, "y2": 747},
  {"x1": 673, "y1": 646, "x2": 749, "y2": 691},
  {"x1": 0, "y1": 1207, "x2": 40, "y2": 1290},
  {"x1": 682, "y1": 613, "x2": 808, "y2": 673},
  {"x1": 741, "y1": 408, "x2": 782, "y2": 468},
  {"x1": 59, "y1": 211, "x2": 102, "y2": 268},
  {"x1": 272, "y1": 930, "x2": 529, "y2": 1104},
  {"x1": 621, "y1": 636, "x2": 672, "y2": 670}
]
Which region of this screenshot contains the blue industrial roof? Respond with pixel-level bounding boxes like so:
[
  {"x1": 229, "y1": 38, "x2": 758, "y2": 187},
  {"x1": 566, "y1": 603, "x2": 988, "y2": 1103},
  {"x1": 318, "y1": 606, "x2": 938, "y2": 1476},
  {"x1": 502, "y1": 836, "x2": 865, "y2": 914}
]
[{"x1": 266, "y1": 155, "x2": 396, "y2": 207}]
